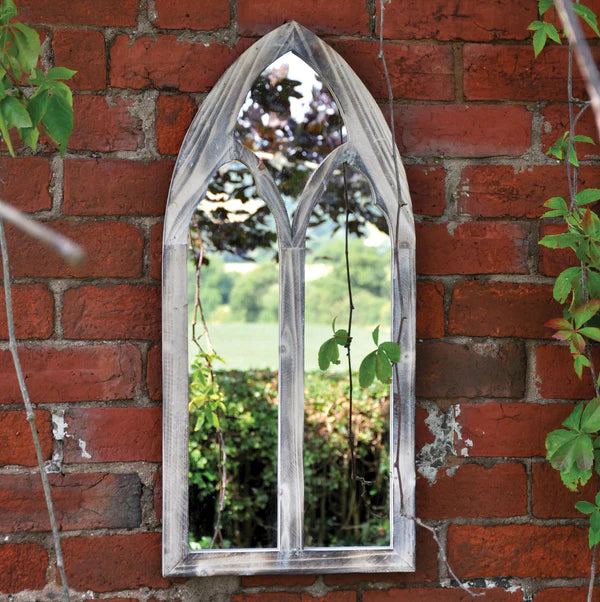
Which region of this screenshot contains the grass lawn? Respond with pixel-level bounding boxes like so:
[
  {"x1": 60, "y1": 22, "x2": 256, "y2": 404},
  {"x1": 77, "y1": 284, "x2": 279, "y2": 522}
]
[{"x1": 188, "y1": 322, "x2": 391, "y2": 371}]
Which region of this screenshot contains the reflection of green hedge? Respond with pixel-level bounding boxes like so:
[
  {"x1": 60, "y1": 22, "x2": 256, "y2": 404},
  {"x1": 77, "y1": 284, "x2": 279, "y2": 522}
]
[{"x1": 188, "y1": 370, "x2": 389, "y2": 549}]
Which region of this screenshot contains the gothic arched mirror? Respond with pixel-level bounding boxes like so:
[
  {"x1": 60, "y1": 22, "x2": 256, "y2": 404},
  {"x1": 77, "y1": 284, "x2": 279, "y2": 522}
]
[{"x1": 162, "y1": 22, "x2": 415, "y2": 577}]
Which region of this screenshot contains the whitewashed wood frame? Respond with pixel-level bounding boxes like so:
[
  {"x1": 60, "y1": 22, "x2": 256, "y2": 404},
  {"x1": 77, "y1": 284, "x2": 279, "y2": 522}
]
[{"x1": 162, "y1": 21, "x2": 416, "y2": 577}]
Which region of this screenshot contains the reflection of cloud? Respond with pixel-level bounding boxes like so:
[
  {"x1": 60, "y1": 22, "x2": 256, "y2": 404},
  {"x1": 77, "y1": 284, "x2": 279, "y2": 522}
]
[{"x1": 199, "y1": 194, "x2": 265, "y2": 223}]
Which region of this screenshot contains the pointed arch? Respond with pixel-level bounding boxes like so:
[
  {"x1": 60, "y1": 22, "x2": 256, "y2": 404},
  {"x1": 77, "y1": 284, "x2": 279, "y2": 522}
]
[{"x1": 162, "y1": 21, "x2": 415, "y2": 577}]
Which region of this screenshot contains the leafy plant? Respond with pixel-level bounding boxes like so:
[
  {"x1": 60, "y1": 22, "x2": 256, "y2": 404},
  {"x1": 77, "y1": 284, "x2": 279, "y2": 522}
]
[
  {"x1": 358, "y1": 325, "x2": 400, "y2": 387},
  {"x1": 0, "y1": 0, "x2": 75, "y2": 155}
]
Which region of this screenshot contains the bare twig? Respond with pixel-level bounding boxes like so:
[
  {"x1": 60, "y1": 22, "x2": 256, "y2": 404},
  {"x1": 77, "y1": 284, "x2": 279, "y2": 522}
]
[
  {"x1": 0, "y1": 199, "x2": 84, "y2": 265},
  {"x1": 0, "y1": 218, "x2": 70, "y2": 602}
]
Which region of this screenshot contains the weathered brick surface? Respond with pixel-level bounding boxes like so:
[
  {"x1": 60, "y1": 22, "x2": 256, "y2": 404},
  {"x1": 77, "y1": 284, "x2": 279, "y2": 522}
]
[
  {"x1": 376, "y1": 0, "x2": 535, "y2": 41},
  {"x1": 52, "y1": 29, "x2": 106, "y2": 90},
  {"x1": 6, "y1": 221, "x2": 143, "y2": 278},
  {"x1": 62, "y1": 285, "x2": 161, "y2": 340},
  {"x1": 393, "y1": 105, "x2": 531, "y2": 156},
  {"x1": 405, "y1": 165, "x2": 446, "y2": 216},
  {"x1": 416, "y1": 341, "x2": 526, "y2": 398},
  {"x1": 0, "y1": 345, "x2": 141, "y2": 403},
  {"x1": 416, "y1": 222, "x2": 530, "y2": 275},
  {"x1": 110, "y1": 36, "x2": 251, "y2": 92},
  {"x1": 0, "y1": 410, "x2": 52, "y2": 466},
  {"x1": 539, "y1": 223, "x2": 576, "y2": 277},
  {"x1": 363, "y1": 589, "x2": 519, "y2": 601},
  {"x1": 150, "y1": 222, "x2": 164, "y2": 280},
  {"x1": 18, "y1": 0, "x2": 139, "y2": 26},
  {"x1": 147, "y1": 344, "x2": 162, "y2": 401},
  {"x1": 329, "y1": 40, "x2": 454, "y2": 101},
  {"x1": 0, "y1": 473, "x2": 141, "y2": 531},
  {"x1": 0, "y1": 156, "x2": 52, "y2": 211},
  {"x1": 417, "y1": 463, "x2": 527, "y2": 519},
  {"x1": 62, "y1": 533, "x2": 170, "y2": 591},
  {"x1": 64, "y1": 159, "x2": 173, "y2": 215},
  {"x1": 156, "y1": 94, "x2": 197, "y2": 155},
  {"x1": 448, "y1": 281, "x2": 558, "y2": 338},
  {"x1": 239, "y1": 0, "x2": 368, "y2": 35},
  {"x1": 63, "y1": 407, "x2": 161, "y2": 463},
  {"x1": 542, "y1": 104, "x2": 600, "y2": 156},
  {"x1": 448, "y1": 524, "x2": 590, "y2": 578},
  {"x1": 0, "y1": 543, "x2": 47, "y2": 592},
  {"x1": 416, "y1": 281, "x2": 444, "y2": 339},
  {"x1": 0, "y1": 284, "x2": 53, "y2": 339},
  {"x1": 535, "y1": 588, "x2": 600, "y2": 601},
  {"x1": 154, "y1": 0, "x2": 229, "y2": 30}
]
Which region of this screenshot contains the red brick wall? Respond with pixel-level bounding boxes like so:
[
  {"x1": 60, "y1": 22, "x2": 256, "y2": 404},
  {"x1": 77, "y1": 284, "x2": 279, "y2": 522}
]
[{"x1": 0, "y1": 1, "x2": 597, "y2": 600}]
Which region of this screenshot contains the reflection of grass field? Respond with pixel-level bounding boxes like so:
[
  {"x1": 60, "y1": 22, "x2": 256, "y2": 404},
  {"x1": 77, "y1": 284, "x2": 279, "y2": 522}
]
[{"x1": 188, "y1": 322, "x2": 391, "y2": 371}]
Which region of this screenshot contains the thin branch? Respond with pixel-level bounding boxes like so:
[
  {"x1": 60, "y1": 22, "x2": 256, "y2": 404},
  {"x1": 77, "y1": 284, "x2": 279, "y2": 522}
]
[
  {"x1": 589, "y1": 544, "x2": 598, "y2": 602},
  {"x1": 0, "y1": 199, "x2": 84, "y2": 265},
  {"x1": 0, "y1": 218, "x2": 70, "y2": 602}
]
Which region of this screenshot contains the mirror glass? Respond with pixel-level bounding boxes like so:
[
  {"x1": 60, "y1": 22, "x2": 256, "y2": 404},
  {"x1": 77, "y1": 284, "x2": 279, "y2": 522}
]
[
  {"x1": 304, "y1": 166, "x2": 391, "y2": 547},
  {"x1": 187, "y1": 161, "x2": 278, "y2": 550}
]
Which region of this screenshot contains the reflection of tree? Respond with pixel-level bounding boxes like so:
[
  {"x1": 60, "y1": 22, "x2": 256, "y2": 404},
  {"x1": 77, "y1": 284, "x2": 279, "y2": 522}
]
[{"x1": 189, "y1": 59, "x2": 387, "y2": 264}]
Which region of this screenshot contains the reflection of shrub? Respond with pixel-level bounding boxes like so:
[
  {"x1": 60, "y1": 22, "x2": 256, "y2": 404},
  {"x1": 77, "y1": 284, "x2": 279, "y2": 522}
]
[{"x1": 188, "y1": 369, "x2": 389, "y2": 549}]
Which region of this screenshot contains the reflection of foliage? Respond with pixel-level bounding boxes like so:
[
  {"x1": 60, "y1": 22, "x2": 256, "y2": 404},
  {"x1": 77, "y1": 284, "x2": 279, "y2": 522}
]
[
  {"x1": 228, "y1": 262, "x2": 278, "y2": 323},
  {"x1": 188, "y1": 369, "x2": 389, "y2": 549},
  {"x1": 189, "y1": 59, "x2": 387, "y2": 264}
]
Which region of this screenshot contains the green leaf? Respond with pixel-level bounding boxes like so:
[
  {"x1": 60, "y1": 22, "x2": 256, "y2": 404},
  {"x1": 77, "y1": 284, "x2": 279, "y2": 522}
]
[
  {"x1": 573, "y1": 2, "x2": 600, "y2": 37},
  {"x1": 11, "y1": 23, "x2": 40, "y2": 74},
  {"x1": 544, "y1": 22, "x2": 561, "y2": 44},
  {"x1": 576, "y1": 501, "x2": 597, "y2": 514},
  {"x1": 569, "y1": 144, "x2": 580, "y2": 167},
  {"x1": 359, "y1": 351, "x2": 377, "y2": 387},
  {"x1": 19, "y1": 124, "x2": 38, "y2": 151},
  {"x1": 540, "y1": 231, "x2": 582, "y2": 250},
  {"x1": 573, "y1": 134, "x2": 595, "y2": 144},
  {"x1": 553, "y1": 266, "x2": 581, "y2": 303},
  {"x1": 528, "y1": 20, "x2": 545, "y2": 31},
  {"x1": 580, "y1": 327, "x2": 600, "y2": 342},
  {"x1": 574, "y1": 433, "x2": 595, "y2": 470},
  {"x1": 574, "y1": 352, "x2": 592, "y2": 378},
  {"x1": 41, "y1": 91, "x2": 73, "y2": 155},
  {"x1": 560, "y1": 463, "x2": 592, "y2": 490},
  {"x1": 533, "y1": 27, "x2": 548, "y2": 57},
  {"x1": 573, "y1": 300, "x2": 600, "y2": 329},
  {"x1": 379, "y1": 341, "x2": 400, "y2": 363},
  {"x1": 46, "y1": 66, "x2": 77, "y2": 81},
  {"x1": 26, "y1": 89, "x2": 48, "y2": 127},
  {"x1": 591, "y1": 511, "x2": 600, "y2": 547},
  {"x1": 318, "y1": 338, "x2": 334, "y2": 370},
  {"x1": 582, "y1": 398, "x2": 600, "y2": 433},
  {"x1": 372, "y1": 325, "x2": 380, "y2": 346},
  {"x1": 375, "y1": 350, "x2": 393, "y2": 383},
  {"x1": 0, "y1": 111, "x2": 16, "y2": 156},
  {"x1": 538, "y1": 0, "x2": 553, "y2": 15},
  {"x1": 0, "y1": 0, "x2": 17, "y2": 24},
  {"x1": 576, "y1": 189, "x2": 600, "y2": 206},
  {"x1": 334, "y1": 329, "x2": 348, "y2": 346},
  {"x1": 0, "y1": 95, "x2": 31, "y2": 128},
  {"x1": 563, "y1": 401, "x2": 584, "y2": 430}
]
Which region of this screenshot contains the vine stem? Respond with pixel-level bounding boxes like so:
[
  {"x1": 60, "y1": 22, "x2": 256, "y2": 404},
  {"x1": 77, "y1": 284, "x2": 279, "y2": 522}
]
[
  {"x1": 378, "y1": 0, "x2": 478, "y2": 596},
  {"x1": 0, "y1": 218, "x2": 71, "y2": 602}
]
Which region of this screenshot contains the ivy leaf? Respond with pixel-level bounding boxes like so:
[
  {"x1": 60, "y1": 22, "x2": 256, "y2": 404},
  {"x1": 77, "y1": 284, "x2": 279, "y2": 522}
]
[
  {"x1": 11, "y1": 23, "x2": 40, "y2": 74},
  {"x1": 538, "y1": 0, "x2": 554, "y2": 15},
  {"x1": 576, "y1": 501, "x2": 597, "y2": 515},
  {"x1": 0, "y1": 0, "x2": 17, "y2": 25},
  {"x1": 46, "y1": 66, "x2": 77, "y2": 81},
  {"x1": 580, "y1": 327, "x2": 600, "y2": 342},
  {"x1": 359, "y1": 351, "x2": 377, "y2": 387},
  {"x1": 375, "y1": 349, "x2": 393, "y2": 383},
  {"x1": 573, "y1": 134, "x2": 596, "y2": 144},
  {"x1": 561, "y1": 463, "x2": 592, "y2": 490},
  {"x1": 582, "y1": 398, "x2": 600, "y2": 433},
  {"x1": 562, "y1": 401, "x2": 584, "y2": 430},
  {"x1": 41, "y1": 90, "x2": 73, "y2": 155},
  {"x1": 532, "y1": 26, "x2": 548, "y2": 57},
  {"x1": 573, "y1": 2, "x2": 600, "y2": 37},
  {"x1": 544, "y1": 22, "x2": 561, "y2": 44},
  {"x1": 528, "y1": 20, "x2": 545, "y2": 31},
  {"x1": 575, "y1": 189, "x2": 600, "y2": 206},
  {"x1": 0, "y1": 95, "x2": 31, "y2": 129},
  {"x1": 540, "y1": 231, "x2": 582, "y2": 250},
  {"x1": 573, "y1": 299, "x2": 600, "y2": 329},
  {"x1": 574, "y1": 352, "x2": 592, "y2": 378},
  {"x1": 552, "y1": 266, "x2": 581, "y2": 303},
  {"x1": 318, "y1": 338, "x2": 339, "y2": 371},
  {"x1": 591, "y1": 510, "x2": 600, "y2": 547},
  {"x1": 379, "y1": 341, "x2": 401, "y2": 363},
  {"x1": 372, "y1": 325, "x2": 380, "y2": 346}
]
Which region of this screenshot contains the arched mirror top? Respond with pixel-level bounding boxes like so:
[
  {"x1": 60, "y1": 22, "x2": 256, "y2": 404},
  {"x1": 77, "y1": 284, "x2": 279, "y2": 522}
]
[{"x1": 164, "y1": 21, "x2": 414, "y2": 247}]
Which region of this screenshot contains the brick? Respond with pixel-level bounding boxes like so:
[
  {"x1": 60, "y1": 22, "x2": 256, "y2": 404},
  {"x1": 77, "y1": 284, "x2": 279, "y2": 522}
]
[
  {"x1": 536, "y1": 345, "x2": 599, "y2": 399},
  {"x1": 150, "y1": 222, "x2": 164, "y2": 280},
  {"x1": 448, "y1": 281, "x2": 558, "y2": 338},
  {"x1": 457, "y1": 402, "x2": 573, "y2": 458},
  {"x1": 147, "y1": 344, "x2": 162, "y2": 401},
  {"x1": 233, "y1": 595, "x2": 300, "y2": 602},
  {"x1": 62, "y1": 533, "x2": 170, "y2": 591},
  {"x1": 457, "y1": 164, "x2": 597, "y2": 219},
  {"x1": 405, "y1": 165, "x2": 446, "y2": 217},
  {"x1": 542, "y1": 104, "x2": 599, "y2": 155},
  {"x1": 535, "y1": 587, "x2": 600, "y2": 601},
  {"x1": 376, "y1": 0, "x2": 535, "y2": 41},
  {"x1": 0, "y1": 410, "x2": 52, "y2": 466},
  {"x1": 156, "y1": 95, "x2": 196, "y2": 155},
  {"x1": 239, "y1": 0, "x2": 367, "y2": 35},
  {"x1": 464, "y1": 44, "x2": 586, "y2": 101},
  {"x1": 62, "y1": 285, "x2": 161, "y2": 340},
  {"x1": 539, "y1": 223, "x2": 576, "y2": 277},
  {"x1": 329, "y1": 40, "x2": 453, "y2": 101},
  {"x1": 417, "y1": 463, "x2": 527, "y2": 519},
  {"x1": 393, "y1": 105, "x2": 531, "y2": 157},
  {"x1": 6, "y1": 220, "x2": 143, "y2": 278},
  {"x1": 153, "y1": 471, "x2": 161, "y2": 520},
  {"x1": 110, "y1": 35, "x2": 251, "y2": 92},
  {"x1": 241, "y1": 575, "x2": 316, "y2": 587},
  {"x1": 0, "y1": 473, "x2": 141, "y2": 531},
  {"x1": 363, "y1": 588, "x2": 519, "y2": 601},
  {"x1": 417, "y1": 341, "x2": 526, "y2": 398},
  {"x1": 69, "y1": 95, "x2": 143, "y2": 152},
  {"x1": 448, "y1": 524, "x2": 590, "y2": 578},
  {"x1": 325, "y1": 527, "x2": 437, "y2": 586},
  {"x1": 0, "y1": 543, "x2": 47, "y2": 592},
  {"x1": 64, "y1": 407, "x2": 161, "y2": 463},
  {"x1": 532, "y1": 462, "x2": 595, "y2": 518},
  {"x1": 416, "y1": 281, "x2": 444, "y2": 339},
  {"x1": 416, "y1": 222, "x2": 530, "y2": 275},
  {"x1": 19, "y1": 0, "x2": 138, "y2": 25},
  {"x1": 0, "y1": 344, "x2": 141, "y2": 403},
  {"x1": 0, "y1": 284, "x2": 54, "y2": 339},
  {"x1": 64, "y1": 159, "x2": 173, "y2": 216},
  {"x1": 0, "y1": 156, "x2": 52, "y2": 212},
  {"x1": 155, "y1": 0, "x2": 229, "y2": 30},
  {"x1": 52, "y1": 29, "x2": 106, "y2": 90}
]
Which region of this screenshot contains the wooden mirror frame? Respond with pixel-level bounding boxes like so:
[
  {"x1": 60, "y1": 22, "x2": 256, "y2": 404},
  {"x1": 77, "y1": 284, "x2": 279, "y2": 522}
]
[{"x1": 162, "y1": 21, "x2": 416, "y2": 577}]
